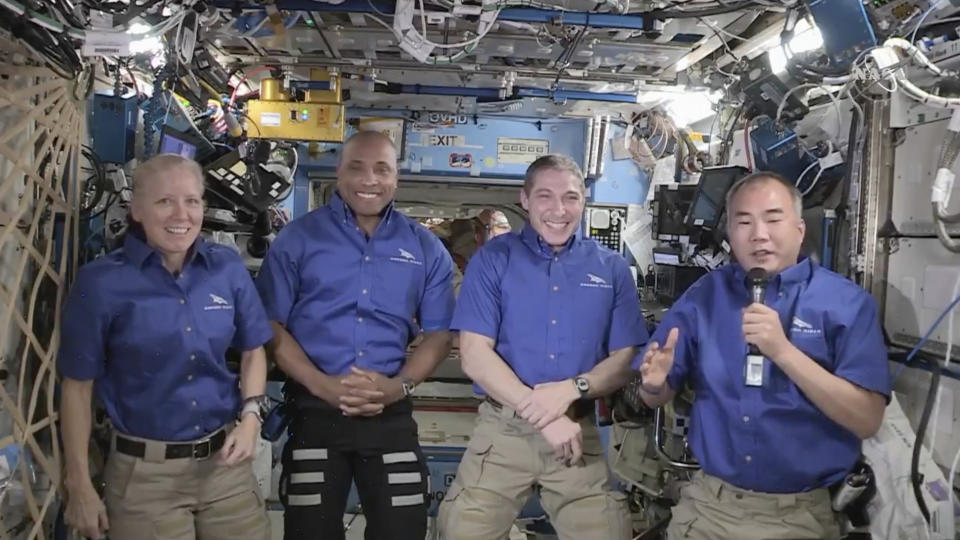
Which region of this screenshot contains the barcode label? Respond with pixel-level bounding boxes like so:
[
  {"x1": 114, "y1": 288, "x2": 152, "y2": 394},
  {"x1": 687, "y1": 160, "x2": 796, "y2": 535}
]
[{"x1": 81, "y1": 31, "x2": 130, "y2": 57}]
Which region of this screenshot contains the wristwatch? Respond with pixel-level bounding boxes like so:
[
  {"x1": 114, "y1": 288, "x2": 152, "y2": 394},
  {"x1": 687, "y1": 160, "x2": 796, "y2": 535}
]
[
  {"x1": 240, "y1": 394, "x2": 270, "y2": 423},
  {"x1": 574, "y1": 376, "x2": 590, "y2": 398},
  {"x1": 400, "y1": 378, "x2": 417, "y2": 398}
]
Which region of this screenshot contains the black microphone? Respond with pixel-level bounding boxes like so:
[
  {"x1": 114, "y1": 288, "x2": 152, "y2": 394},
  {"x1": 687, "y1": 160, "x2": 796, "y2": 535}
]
[
  {"x1": 745, "y1": 268, "x2": 768, "y2": 356},
  {"x1": 746, "y1": 267, "x2": 768, "y2": 304}
]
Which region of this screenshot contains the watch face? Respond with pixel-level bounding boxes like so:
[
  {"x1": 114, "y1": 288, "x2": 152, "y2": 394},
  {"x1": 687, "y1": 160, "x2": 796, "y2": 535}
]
[{"x1": 576, "y1": 378, "x2": 589, "y2": 392}]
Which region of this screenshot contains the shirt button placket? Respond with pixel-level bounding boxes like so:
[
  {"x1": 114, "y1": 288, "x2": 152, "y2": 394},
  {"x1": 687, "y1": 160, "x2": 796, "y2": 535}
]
[
  {"x1": 357, "y1": 251, "x2": 374, "y2": 367},
  {"x1": 546, "y1": 257, "x2": 563, "y2": 369}
]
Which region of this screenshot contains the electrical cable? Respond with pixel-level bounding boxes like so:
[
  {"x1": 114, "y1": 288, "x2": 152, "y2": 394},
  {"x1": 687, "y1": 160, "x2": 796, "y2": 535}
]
[
  {"x1": 698, "y1": 15, "x2": 739, "y2": 61},
  {"x1": 406, "y1": 1, "x2": 501, "y2": 49},
  {"x1": 946, "y1": 335, "x2": 960, "y2": 538},
  {"x1": 240, "y1": 112, "x2": 262, "y2": 137},
  {"x1": 79, "y1": 146, "x2": 107, "y2": 216},
  {"x1": 927, "y1": 273, "x2": 960, "y2": 531},
  {"x1": 229, "y1": 65, "x2": 275, "y2": 108},
  {"x1": 774, "y1": 83, "x2": 846, "y2": 143},
  {"x1": 893, "y1": 291, "x2": 960, "y2": 381},
  {"x1": 647, "y1": 0, "x2": 762, "y2": 19},
  {"x1": 912, "y1": 353, "x2": 939, "y2": 525},
  {"x1": 800, "y1": 163, "x2": 826, "y2": 197},
  {"x1": 796, "y1": 158, "x2": 819, "y2": 191},
  {"x1": 912, "y1": 5, "x2": 938, "y2": 44},
  {"x1": 743, "y1": 117, "x2": 753, "y2": 171}
]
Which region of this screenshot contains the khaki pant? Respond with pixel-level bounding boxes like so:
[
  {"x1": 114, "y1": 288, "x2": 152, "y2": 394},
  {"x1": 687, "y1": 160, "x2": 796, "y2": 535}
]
[
  {"x1": 667, "y1": 471, "x2": 841, "y2": 540},
  {"x1": 103, "y1": 432, "x2": 270, "y2": 540},
  {"x1": 438, "y1": 401, "x2": 631, "y2": 540}
]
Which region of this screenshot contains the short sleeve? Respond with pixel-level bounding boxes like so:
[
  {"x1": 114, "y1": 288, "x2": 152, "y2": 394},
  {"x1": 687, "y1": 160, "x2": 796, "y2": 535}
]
[
  {"x1": 417, "y1": 233, "x2": 455, "y2": 332},
  {"x1": 450, "y1": 244, "x2": 504, "y2": 339},
  {"x1": 58, "y1": 268, "x2": 111, "y2": 380},
  {"x1": 255, "y1": 228, "x2": 301, "y2": 326},
  {"x1": 230, "y1": 259, "x2": 275, "y2": 350},
  {"x1": 607, "y1": 258, "x2": 649, "y2": 352},
  {"x1": 832, "y1": 293, "x2": 891, "y2": 398}
]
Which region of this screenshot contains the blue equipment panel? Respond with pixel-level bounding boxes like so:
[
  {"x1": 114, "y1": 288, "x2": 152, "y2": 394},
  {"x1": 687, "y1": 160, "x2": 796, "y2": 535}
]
[
  {"x1": 92, "y1": 92, "x2": 137, "y2": 164},
  {"x1": 749, "y1": 120, "x2": 816, "y2": 185},
  {"x1": 805, "y1": 0, "x2": 877, "y2": 71},
  {"x1": 297, "y1": 111, "x2": 587, "y2": 181}
]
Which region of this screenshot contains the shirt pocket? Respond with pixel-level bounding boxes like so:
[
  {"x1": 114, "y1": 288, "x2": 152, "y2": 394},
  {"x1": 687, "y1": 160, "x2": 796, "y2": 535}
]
[
  {"x1": 792, "y1": 333, "x2": 833, "y2": 370},
  {"x1": 109, "y1": 304, "x2": 176, "y2": 377},
  {"x1": 375, "y1": 261, "x2": 422, "y2": 320},
  {"x1": 772, "y1": 334, "x2": 832, "y2": 394},
  {"x1": 572, "y1": 281, "x2": 615, "y2": 348},
  {"x1": 196, "y1": 300, "x2": 237, "y2": 355}
]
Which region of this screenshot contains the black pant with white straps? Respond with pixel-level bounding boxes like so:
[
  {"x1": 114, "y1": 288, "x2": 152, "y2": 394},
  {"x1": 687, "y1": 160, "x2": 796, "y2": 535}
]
[{"x1": 280, "y1": 390, "x2": 429, "y2": 540}]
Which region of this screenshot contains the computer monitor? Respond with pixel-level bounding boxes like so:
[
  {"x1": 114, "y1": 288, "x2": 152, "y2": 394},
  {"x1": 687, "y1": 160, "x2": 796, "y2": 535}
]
[
  {"x1": 686, "y1": 165, "x2": 749, "y2": 229},
  {"x1": 654, "y1": 264, "x2": 707, "y2": 305},
  {"x1": 652, "y1": 248, "x2": 682, "y2": 266},
  {"x1": 159, "y1": 128, "x2": 199, "y2": 160},
  {"x1": 654, "y1": 184, "x2": 697, "y2": 238}
]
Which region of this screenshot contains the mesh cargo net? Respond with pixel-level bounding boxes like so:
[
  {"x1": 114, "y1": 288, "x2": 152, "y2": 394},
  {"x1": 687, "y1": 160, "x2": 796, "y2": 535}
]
[{"x1": 0, "y1": 34, "x2": 84, "y2": 539}]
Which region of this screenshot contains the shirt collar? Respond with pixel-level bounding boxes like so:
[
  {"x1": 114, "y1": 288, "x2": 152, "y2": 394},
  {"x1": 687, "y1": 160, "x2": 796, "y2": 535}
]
[
  {"x1": 123, "y1": 224, "x2": 210, "y2": 269},
  {"x1": 520, "y1": 222, "x2": 582, "y2": 259},
  {"x1": 729, "y1": 256, "x2": 815, "y2": 290},
  {"x1": 329, "y1": 190, "x2": 396, "y2": 229}
]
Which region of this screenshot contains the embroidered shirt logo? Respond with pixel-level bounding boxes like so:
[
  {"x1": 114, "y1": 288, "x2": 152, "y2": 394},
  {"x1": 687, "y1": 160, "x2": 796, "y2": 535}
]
[
  {"x1": 792, "y1": 317, "x2": 812, "y2": 329},
  {"x1": 390, "y1": 248, "x2": 424, "y2": 266},
  {"x1": 587, "y1": 273, "x2": 606, "y2": 285},
  {"x1": 580, "y1": 273, "x2": 613, "y2": 289},
  {"x1": 204, "y1": 293, "x2": 233, "y2": 311},
  {"x1": 791, "y1": 316, "x2": 821, "y2": 336}
]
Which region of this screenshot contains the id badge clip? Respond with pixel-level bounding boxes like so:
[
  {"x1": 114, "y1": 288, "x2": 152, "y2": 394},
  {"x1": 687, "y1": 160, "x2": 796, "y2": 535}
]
[{"x1": 744, "y1": 354, "x2": 764, "y2": 387}]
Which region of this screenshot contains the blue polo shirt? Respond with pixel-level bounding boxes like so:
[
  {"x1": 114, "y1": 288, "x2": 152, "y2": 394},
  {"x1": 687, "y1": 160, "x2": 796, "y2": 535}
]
[
  {"x1": 58, "y1": 231, "x2": 274, "y2": 442},
  {"x1": 650, "y1": 258, "x2": 891, "y2": 493},
  {"x1": 453, "y1": 224, "x2": 648, "y2": 389},
  {"x1": 255, "y1": 192, "x2": 455, "y2": 376}
]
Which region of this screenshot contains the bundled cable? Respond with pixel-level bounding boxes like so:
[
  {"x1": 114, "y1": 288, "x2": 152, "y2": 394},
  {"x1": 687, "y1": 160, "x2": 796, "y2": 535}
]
[
  {"x1": 646, "y1": 0, "x2": 767, "y2": 19},
  {"x1": 2, "y1": 7, "x2": 83, "y2": 77}
]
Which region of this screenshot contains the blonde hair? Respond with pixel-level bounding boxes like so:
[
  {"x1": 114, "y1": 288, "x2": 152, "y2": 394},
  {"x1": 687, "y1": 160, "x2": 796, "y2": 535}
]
[{"x1": 132, "y1": 154, "x2": 205, "y2": 194}]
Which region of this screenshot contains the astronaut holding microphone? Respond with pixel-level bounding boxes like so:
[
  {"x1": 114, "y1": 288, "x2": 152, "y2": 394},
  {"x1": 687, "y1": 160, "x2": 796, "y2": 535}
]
[{"x1": 634, "y1": 172, "x2": 891, "y2": 540}]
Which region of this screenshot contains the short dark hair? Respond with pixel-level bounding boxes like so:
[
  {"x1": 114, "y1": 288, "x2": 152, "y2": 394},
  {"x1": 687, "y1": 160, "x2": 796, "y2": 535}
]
[
  {"x1": 338, "y1": 130, "x2": 398, "y2": 165},
  {"x1": 523, "y1": 154, "x2": 586, "y2": 194},
  {"x1": 725, "y1": 170, "x2": 803, "y2": 223}
]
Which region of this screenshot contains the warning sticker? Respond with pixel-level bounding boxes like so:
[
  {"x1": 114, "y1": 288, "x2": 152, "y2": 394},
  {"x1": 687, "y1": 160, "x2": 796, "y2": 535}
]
[
  {"x1": 260, "y1": 112, "x2": 282, "y2": 127},
  {"x1": 497, "y1": 138, "x2": 549, "y2": 165}
]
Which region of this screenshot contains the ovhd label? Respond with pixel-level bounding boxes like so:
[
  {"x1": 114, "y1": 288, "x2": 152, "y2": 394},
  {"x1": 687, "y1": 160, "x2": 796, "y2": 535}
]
[{"x1": 426, "y1": 112, "x2": 468, "y2": 125}]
